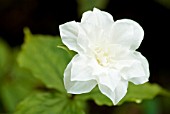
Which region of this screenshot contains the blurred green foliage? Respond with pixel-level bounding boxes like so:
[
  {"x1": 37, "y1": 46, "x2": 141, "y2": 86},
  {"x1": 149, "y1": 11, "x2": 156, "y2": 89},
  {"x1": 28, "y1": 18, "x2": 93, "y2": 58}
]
[
  {"x1": 77, "y1": 0, "x2": 109, "y2": 17},
  {"x1": 75, "y1": 82, "x2": 170, "y2": 106},
  {"x1": 15, "y1": 92, "x2": 87, "y2": 114},
  {"x1": 0, "y1": 39, "x2": 11, "y2": 78},
  {"x1": 0, "y1": 39, "x2": 41, "y2": 112},
  {"x1": 155, "y1": 0, "x2": 170, "y2": 9},
  {"x1": 118, "y1": 82, "x2": 170, "y2": 105}
]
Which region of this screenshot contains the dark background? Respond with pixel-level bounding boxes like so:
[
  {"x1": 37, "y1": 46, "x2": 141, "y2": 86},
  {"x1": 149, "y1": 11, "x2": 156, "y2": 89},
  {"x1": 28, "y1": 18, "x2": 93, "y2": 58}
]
[{"x1": 0, "y1": 0, "x2": 170, "y2": 89}]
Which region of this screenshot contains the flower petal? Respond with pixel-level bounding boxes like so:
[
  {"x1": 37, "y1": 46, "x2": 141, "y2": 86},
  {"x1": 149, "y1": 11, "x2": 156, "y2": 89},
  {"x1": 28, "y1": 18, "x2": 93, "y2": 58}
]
[
  {"x1": 59, "y1": 21, "x2": 83, "y2": 53},
  {"x1": 98, "y1": 79, "x2": 128, "y2": 105},
  {"x1": 97, "y1": 69, "x2": 120, "y2": 92},
  {"x1": 70, "y1": 54, "x2": 96, "y2": 81},
  {"x1": 79, "y1": 23, "x2": 106, "y2": 49},
  {"x1": 64, "y1": 58, "x2": 97, "y2": 94},
  {"x1": 109, "y1": 19, "x2": 144, "y2": 50},
  {"x1": 81, "y1": 8, "x2": 114, "y2": 29},
  {"x1": 134, "y1": 52, "x2": 150, "y2": 77},
  {"x1": 128, "y1": 51, "x2": 150, "y2": 84},
  {"x1": 119, "y1": 51, "x2": 149, "y2": 84},
  {"x1": 113, "y1": 79, "x2": 128, "y2": 104}
]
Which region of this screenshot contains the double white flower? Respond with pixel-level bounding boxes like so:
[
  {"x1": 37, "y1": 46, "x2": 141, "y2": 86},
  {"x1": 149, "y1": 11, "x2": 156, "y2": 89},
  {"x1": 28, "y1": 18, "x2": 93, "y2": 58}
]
[{"x1": 59, "y1": 8, "x2": 149, "y2": 105}]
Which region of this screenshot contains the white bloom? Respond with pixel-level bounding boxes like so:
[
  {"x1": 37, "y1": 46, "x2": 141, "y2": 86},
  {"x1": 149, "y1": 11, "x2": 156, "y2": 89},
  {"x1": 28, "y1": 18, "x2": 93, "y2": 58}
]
[{"x1": 59, "y1": 8, "x2": 149, "y2": 105}]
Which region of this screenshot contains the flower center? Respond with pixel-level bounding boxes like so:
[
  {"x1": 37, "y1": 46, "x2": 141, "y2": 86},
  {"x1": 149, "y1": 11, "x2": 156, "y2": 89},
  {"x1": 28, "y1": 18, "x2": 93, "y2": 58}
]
[{"x1": 94, "y1": 46, "x2": 113, "y2": 67}]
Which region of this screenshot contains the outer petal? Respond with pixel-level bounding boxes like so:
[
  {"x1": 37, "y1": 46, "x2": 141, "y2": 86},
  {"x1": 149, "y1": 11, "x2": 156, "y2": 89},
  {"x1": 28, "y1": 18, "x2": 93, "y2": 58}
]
[
  {"x1": 129, "y1": 51, "x2": 150, "y2": 84},
  {"x1": 113, "y1": 79, "x2": 128, "y2": 104},
  {"x1": 119, "y1": 51, "x2": 149, "y2": 84},
  {"x1": 71, "y1": 54, "x2": 96, "y2": 81},
  {"x1": 64, "y1": 55, "x2": 97, "y2": 94},
  {"x1": 97, "y1": 69, "x2": 121, "y2": 92},
  {"x1": 59, "y1": 21, "x2": 83, "y2": 53},
  {"x1": 98, "y1": 79, "x2": 128, "y2": 105},
  {"x1": 109, "y1": 19, "x2": 144, "y2": 50},
  {"x1": 81, "y1": 8, "x2": 114, "y2": 29}
]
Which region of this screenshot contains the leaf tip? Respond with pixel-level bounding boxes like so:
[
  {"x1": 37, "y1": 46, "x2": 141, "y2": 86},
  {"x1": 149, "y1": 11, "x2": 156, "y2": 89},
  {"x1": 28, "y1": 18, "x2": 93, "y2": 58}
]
[{"x1": 23, "y1": 27, "x2": 32, "y2": 42}]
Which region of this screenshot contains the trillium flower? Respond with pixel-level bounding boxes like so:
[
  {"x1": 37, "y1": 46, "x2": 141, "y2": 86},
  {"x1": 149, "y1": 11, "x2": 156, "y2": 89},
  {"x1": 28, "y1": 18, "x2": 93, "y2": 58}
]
[{"x1": 59, "y1": 8, "x2": 149, "y2": 105}]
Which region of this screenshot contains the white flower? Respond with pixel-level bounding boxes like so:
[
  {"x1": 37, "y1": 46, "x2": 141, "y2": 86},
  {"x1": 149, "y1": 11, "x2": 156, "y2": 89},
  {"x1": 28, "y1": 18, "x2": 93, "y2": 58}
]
[{"x1": 59, "y1": 8, "x2": 149, "y2": 105}]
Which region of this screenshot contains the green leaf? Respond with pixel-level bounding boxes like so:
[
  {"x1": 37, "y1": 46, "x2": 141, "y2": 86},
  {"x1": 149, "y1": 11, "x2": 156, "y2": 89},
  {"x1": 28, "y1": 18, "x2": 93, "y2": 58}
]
[
  {"x1": 76, "y1": 83, "x2": 170, "y2": 106},
  {"x1": 18, "y1": 28, "x2": 72, "y2": 92},
  {"x1": 0, "y1": 49, "x2": 41, "y2": 112},
  {"x1": 0, "y1": 38, "x2": 11, "y2": 78},
  {"x1": 118, "y1": 82, "x2": 170, "y2": 105},
  {"x1": 76, "y1": 87, "x2": 112, "y2": 106},
  {"x1": 14, "y1": 92, "x2": 87, "y2": 114}
]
